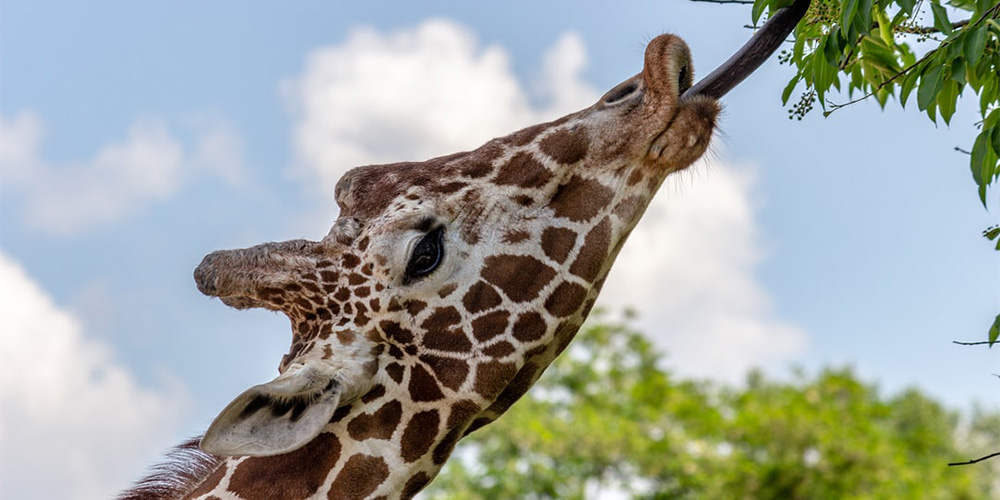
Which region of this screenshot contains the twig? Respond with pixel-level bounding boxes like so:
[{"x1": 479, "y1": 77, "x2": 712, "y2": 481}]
[
  {"x1": 955, "y1": 146, "x2": 972, "y2": 155},
  {"x1": 894, "y1": 19, "x2": 970, "y2": 35},
  {"x1": 952, "y1": 340, "x2": 994, "y2": 345},
  {"x1": 689, "y1": 0, "x2": 754, "y2": 4},
  {"x1": 948, "y1": 452, "x2": 1000, "y2": 466},
  {"x1": 822, "y1": 3, "x2": 1000, "y2": 115}
]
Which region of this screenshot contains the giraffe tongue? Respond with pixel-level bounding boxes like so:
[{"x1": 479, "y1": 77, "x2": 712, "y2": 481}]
[{"x1": 682, "y1": 0, "x2": 811, "y2": 100}]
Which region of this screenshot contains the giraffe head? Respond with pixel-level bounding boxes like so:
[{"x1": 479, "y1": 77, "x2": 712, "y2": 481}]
[{"x1": 193, "y1": 34, "x2": 717, "y2": 460}]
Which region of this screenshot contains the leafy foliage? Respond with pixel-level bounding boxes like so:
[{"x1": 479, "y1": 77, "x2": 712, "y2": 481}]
[
  {"x1": 750, "y1": 0, "x2": 999, "y2": 344},
  {"x1": 756, "y1": 0, "x2": 1000, "y2": 204},
  {"x1": 425, "y1": 314, "x2": 999, "y2": 499}
]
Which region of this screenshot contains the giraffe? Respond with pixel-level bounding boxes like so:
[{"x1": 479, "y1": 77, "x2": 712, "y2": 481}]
[{"x1": 120, "y1": 32, "x2": 723, "y2": 500}]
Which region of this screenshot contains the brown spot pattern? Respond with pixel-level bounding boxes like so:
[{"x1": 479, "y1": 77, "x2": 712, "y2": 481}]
[
  {"x1": 421, "y1": 306, "x2": 461, "y2": 332},
  {"x1": 550, "y1": 175, "x2": 614, "y2": 222},
  {"x1": 483, "y1": 340, "x2": 515, "y2": 358},
  {"x1": 419, "y1": 355, "x2": 470, "y2": 391},
  {"x1": 423, "y1": 328, "x2": 473, "y2": 352},
  {"x1": 512, "y1": 312, "x2": 547, "y2": 342},
  {"x1": 544, "y1": 281, "x2": 588, "y2": 318},
  {"x1": 380, "y1": 320, "x2": 414, "y2": 345},
  {"x1": 473, "y1": 360, "x2": 517, "y2": 399},
  {"x1": 361, "y1": 385, "x2": 386, "y2": 404},
  {"x1": 229, "y1": 432, "x2": 341, "y2": 500},
  {"x1": 347, "y1": 400, "x2": 403, "y2": 441},
  {"x1": 437, "y1": 283, "x2": 458, "y2": 298},
  {"x1": 409, "y1": 364, "x2": 445, "y2": 402},
  {"x1": 503, "y1": 229, "x2": 531, "y2": 244},
  {"x1": 540, "y1": 227, "x2": 577, "y2": 264},
  {"x1": 328, "y1": 454, "x2": 389, "y2": 500},
  {"x1": 504, "y1": 122, "x2": 546, "y2": 146},
  {"x1": 471, "y1": 310, "x2": 510, "y2": 342},
  {"x1": 462, "y1": 281, "x2": 502, "y2": 313},
  {"x1": 540, "y1": 127, "x2": 588, "y2": 164},
  {"x1": 569, "y1": 217, "x2": 611, "y2": 282},
  {"x1": 494, "y1": 152, "x2": 552, "y2": 188},
  {"x1": 400, "y1": 410, "x2": 440, "y2": 462},
  {"x1": 386, "y1": 362, "x2": 404, "y2": 383},
  {"x1": 432, "y1": 425, "x2": 465, "y2": 465},
  {"x1": 481, "y1": 255, "x2": 557, "y2": 303},
  {"x1": 486, "y1": 362, "x2": 542, "y2": 417},
  {"x1": 402, "y1": 472, "x2": 432, "y2": 499},
  {"x1": 448, "y1": 400, "x2": 482, "y2": 427}
]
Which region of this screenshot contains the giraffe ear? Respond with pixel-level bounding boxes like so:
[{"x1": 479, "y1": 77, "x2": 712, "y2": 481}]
[{"x1": 200, "y1": 362, "x2": 341, "y2": 457}]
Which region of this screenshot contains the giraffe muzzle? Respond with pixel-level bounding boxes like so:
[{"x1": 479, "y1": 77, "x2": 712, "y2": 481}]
[{"x1": 194, "y1": 239, "x2": 324, "y2": 310}]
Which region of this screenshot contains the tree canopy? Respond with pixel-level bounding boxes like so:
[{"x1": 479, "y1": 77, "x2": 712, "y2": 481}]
[
  {"x1": 424, "y1": 314, "x2": 1000, "y2": 499},
  {"x1": 697, "y1": 0, "x2": 999, "y2": 343}
]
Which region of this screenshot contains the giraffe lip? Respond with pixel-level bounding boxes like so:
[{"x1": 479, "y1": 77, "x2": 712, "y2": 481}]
[
  {"x1": 219, "y1": 295, "x2": 265, "y2": 310},
  {"x1": 681, "y1": 0, "x2": 810, "y2": 100}
]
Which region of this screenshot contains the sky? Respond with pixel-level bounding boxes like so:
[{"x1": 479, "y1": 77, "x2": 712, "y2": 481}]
[{"x1": 1, "y1": 1, "x2": 997, "y2": 499}]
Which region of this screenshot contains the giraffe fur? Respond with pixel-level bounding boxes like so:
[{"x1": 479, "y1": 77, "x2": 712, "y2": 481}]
[{"x1": 119, "y1": 34, "x2": 719, "y2": 500}]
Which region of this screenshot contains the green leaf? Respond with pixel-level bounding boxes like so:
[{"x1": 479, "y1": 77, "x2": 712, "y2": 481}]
[
  {"x1": 992, "y1": 126, "x2": 1000, "y2": 159},
  {"x1": 842, "y1": 0, "x2": 860, "y2": 37},
  {"x1": 917, "y1": 64, "x2": 944, "y2": 111},
  {"x1": 752, "y1": 0, "x2": 768, "y2": 26},
  {"x1": 950, "y1": 56, "x2": 966, "y2": 85},
  {"x1": 900, "y1": 68, "x2": 920, "y2": 107},
  {"x1": 781, "y1": 76, "x2": 801, "y2": 105},
  {"x1": 825, "y1": 31, "x2": 842, "y2": 65},
  {"x1": 875, "y1": 86, "x2": 890, "y2": 108},
  {"x1": 986, "y1": 109, "x2": 999, "y2": 129},
  {"x1": 965, "y1": 26, "x2": 987, "y2": 66},
  {"x1": 930, "y1": 2, "x2": 953, "y2": 36},
  {"x1": 895, "y1": 0, "x2": 916, "y2": 14},
  {"x1": 965, "y1": 58, "x2": 980, "y2": 89},
  {"x1": 969, "y1": 131, "x2": 997, "y2": 206},
  {"x1": 856, "y1": 0, "x2": 874, "y2": 36},
  {"x1": 989, "y1": 314, "x2": 999, "y2": 347},
  {"x1": 938, "y1": 80, "x2": 957, "y2": 124},
  {"x1": 971, "y1": 133, "x2": 987, "y2": 186},
  {"x1": 981, "y1": 77, "x2": 996, "y2": 115},
  {"x1": 876, "y1": 8, "x2": 894, "y2": 46}
]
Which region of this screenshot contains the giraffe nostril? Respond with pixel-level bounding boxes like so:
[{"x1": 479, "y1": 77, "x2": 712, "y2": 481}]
[{"x1": 678, "y1": 62, "x2": 691, "y2": 94}]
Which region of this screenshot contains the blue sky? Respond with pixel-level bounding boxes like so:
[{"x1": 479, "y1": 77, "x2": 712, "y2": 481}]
[{"x1": 1, "y1": 1, "x2": 997, "y2": 499}]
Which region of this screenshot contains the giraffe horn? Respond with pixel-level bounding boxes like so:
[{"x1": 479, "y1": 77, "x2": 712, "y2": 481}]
[{"x1": 682, "y1": 0, "x2": 811, "y2": 100}]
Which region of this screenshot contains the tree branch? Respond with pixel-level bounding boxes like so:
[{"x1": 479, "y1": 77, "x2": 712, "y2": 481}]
[
  {"x1": 952, "y1": 340, "x2": 994, "y2": 346},
  {"x1": 894, "y1": 20, "x2": 970, "y2": 35},
  {"x1": 689, "y1": 0, "x2": 755, "y2": 4},
  {"x1": 948, "y1": 452, "x2": 1000, "y2": 466}
]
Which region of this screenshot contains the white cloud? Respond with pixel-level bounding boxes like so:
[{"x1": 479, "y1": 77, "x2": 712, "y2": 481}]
[
  {"x1": 0, "y1": 110, "x2": 246, "y2": 236},
  {"x1": 283, "y1": 19, "x2": 599, "y2": 195},
  {"x1": 0, "y1": 251, "x2": 187, "y2": 500},
  {"x1": 284, "y1": 19, "x2": 806, "y2": 380},
  {"x1": 600, "y1": 159, "x2": 808, "y2": 381}
]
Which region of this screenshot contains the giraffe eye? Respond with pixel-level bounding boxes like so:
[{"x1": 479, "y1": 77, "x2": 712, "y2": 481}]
[{"x1": 405, "y1": 227, "x2": 444, "y2": 282}]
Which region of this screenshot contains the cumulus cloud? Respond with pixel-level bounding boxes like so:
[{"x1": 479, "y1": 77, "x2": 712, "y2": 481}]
[
  {"x1": 0, "y1": 252, "x2": 187, "y2": 500},
  {"x1": 284, "y1": 19, "x2": 806, "y2": 379},
  {"x1": 0, "y1": 110, "x2": 246, "y2": 235},
  {"x1": 283, "y1": 19, "x2": 599, "y2": 194},
  {"x1": 600, "y1": 160, "x2": 808, "y2": 381}
]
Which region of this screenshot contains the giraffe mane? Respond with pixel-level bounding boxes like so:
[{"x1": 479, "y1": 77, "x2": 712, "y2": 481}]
[{"x1": 116, "y1": 437, "x2": 224, "y2": 500}]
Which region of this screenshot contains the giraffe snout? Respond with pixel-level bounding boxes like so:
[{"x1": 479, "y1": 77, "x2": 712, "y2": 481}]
[{"x1": 193, "y1": 253, "x2": 222, "y2": 296}]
